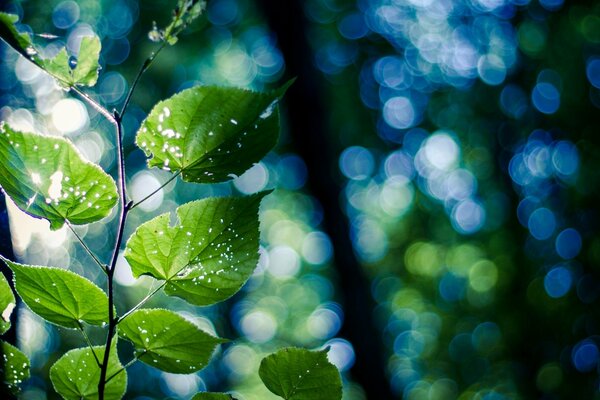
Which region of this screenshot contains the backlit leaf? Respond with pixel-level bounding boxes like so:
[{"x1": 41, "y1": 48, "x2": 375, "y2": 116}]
[
  {"x1": 135, "y1": 82, "x2": 291, "y2": 183},
  {"x1": 0, "y1": 12, "x2": 40, "y2": 63},
  {"x1": 259, "y1": 348, "x2": 342, "y2": 400},
  {"x1": 0, "y1": 123, "x2": 118, "y2": 230},
  {"x1": 1, "y1": 257, "x2": 109, "y2": 328},
  {"x1": 118, "y1": 309, "x2": 225, "y2": 374},
  {"x1": 125, "y1": 192, "x2": 267, "y2": 306},
  {"x1": 0, "y1": 271, "x2": 15, "y2": 335},
  {"x1": 50, "y1": 344, "x2": 126, "y2": 400},
  {"x1": 0, "y1": 341, "x2": 30, "y2": 395},
  {"x1": 42, "y1": 36, "x2": 101, "y2": 87}
]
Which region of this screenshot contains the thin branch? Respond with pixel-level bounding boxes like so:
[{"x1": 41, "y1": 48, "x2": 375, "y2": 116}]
[
  {"x1": 70, "y1": 86, "x2": 116, "y2": 124},
  {"x1": 105, "y1": 354, "x2": 140, "y2": 384},
  {"x1": 120, "y1": 42, "x2": 166, "y2": 118},
  {"x1": 129, "y1": 171, "x2": 180, "y2": 211},
  {"x1": 66, "y1": 222, "x2": 107, "y2": 274},
  {"x1": 78, "y1": 322, "x2": 102, "y2": 368},
  {"x1": 117, "y1": 281, "x2": 167, "y2": 324},
  {"x1": 98, "y1": 111, "x2": 131, "y2": 398}
]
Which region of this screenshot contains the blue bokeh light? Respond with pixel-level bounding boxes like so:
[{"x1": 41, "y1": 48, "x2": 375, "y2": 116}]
[
  {"x1": 339, "y1": 146, "x2": 375, "y2": 180},
  {"x1": 587, "y1": 58, "x2": 600, "y2": 89},
  {"x1": 52, "y1": 1, "x2": 80, "y2": 30},
  {"x1": 571, "y1": 340, "x2": 599, "y2": 372},
  {"x1": 531, "y1": 82, "x2": 560, "y2": 114},
  {"x1": 552, "y1": 141, "x2": 579, "y2": 177},
  {"x1": 439, "y1": 273, "x2": 466, "y2": 302},
  {"x1": 500, "y1": 85, "x2": 528, "y2": 118},
  {"x1": 383, "y1": 97, "x2": 417, "y2": 129},
  {"x1": 451, "y1": 199, "x2": 486, "y2": 235},
  {"x1": 544, "y1": 266, "x2": 572, "y2": 298},
  {"x1": 338, "y1": 12, "x2": 369, "y2": 40},
  {"x1": 555, "y1": 228, "x2": 582, "y2": 260},
  {"x1": 539, "y1": 0, "x2": 564, "y2": 11},
  {"x1": 527, "y1": 207, "x2": 556, "y2": 240}
]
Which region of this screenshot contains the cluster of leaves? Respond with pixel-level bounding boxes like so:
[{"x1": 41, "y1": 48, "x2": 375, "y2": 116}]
[{"x1": 0, "y1": 6, "x2": 342, "y2": 400}]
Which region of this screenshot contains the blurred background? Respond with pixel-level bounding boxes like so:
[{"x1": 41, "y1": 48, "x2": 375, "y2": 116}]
[{"x1": 1, "y1": 0, "x2": 600, "y2": 398}]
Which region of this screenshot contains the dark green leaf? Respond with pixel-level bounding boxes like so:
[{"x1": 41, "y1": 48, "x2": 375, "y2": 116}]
[
  {"x1": 1, "y1": 257, "x2": 109, "y2": 328},
  {"x1": 50, "y1": 344, "x2": 126, "y2": 400},
  {"x1": 191, "y1": 393, "x2": 235, "y2": 400},
  {"x1": 125, "y1": 192, "x2": 267, "y2": 305},
  {"x1": 259, "y1": 348, "x2": 342, "y2": 400},
  {"x1": 0, "y1": 12, "x2": 40, "y2": 63},
  {"x1": 118, "y1": 308, "x2": 225, "y2": 374},
  {"x1": 0, "y1": 341, "x2": 30, "y2": 395},
  {"x1": 135, "y1": 82, "x2": 291, "y2": 183},
  {"x1": 42, "y1": 36, "x2": 101, "y2": 87},
  {"x1": 0, "y1": 123, "x2": 118, "y2": 230},
  {"x1": 0, "y1": 270, "x2": 15, "y2": 335}
]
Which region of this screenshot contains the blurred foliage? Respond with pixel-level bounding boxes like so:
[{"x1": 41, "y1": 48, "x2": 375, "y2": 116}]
[{"x1": 1, "y1": 0, "x2": 600, "y2": 399}]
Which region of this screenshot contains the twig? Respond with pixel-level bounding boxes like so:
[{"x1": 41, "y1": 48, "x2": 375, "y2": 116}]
[
  {"x1": 129, "y1": 171, "x2": 180, "y2": 211},
  {"x1": 70, "y1": 86, "x2": 116, "y2": 124},
  {"x1": 117, "y1": 281, "x2": 167, "y2": 324},
  {"x1": 119, "y1": 42, "x2": 166, "y2": 118},
  {"x1": 78, "y1": 322, "x2": 102, "y2": 368},
  {"x1": 105, "y1": 354, "x2": 140, "y2": 384},
  {"x1": 66, "y1": 222, "x2": 107, "y2": 274}
]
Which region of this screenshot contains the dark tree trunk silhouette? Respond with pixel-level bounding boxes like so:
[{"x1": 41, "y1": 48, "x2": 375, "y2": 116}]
[{"x1": 257, "y1": 1, "x2": 394, "y2": 397}]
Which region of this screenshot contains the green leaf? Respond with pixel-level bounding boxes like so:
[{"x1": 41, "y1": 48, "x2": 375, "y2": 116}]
[
  {"x1": 0, "y1": 12, "x2": 40, "y2": 63},
  {"x1": 0, "y1": 271, "x2": 15, "y2": 335},
  {"x1": 191, "y1": 393, "x2": 236, "y2": 400},
  {"x1": 0, "y1": 341, "x2": 30, "y2": 395},
  {"x1": 135, "y1": 82, "x2": 291, "y2": 183},
  {"x1": 259, "y1": 348, "x2": 343, "y2": 400},
  {"x1": 0, "y1": 13, "x2": 101, "y2": 88},
  {"x1": 0, "y1": 123, "x2": 118, "y2": 230},
  {"x1": 118, "y1": 309, "x2": 225, "y2": 374},
  {"x1": 42, "y1": 36, "x2": 101, "y2": 87},
  {"x1": 50, "y1": 344, "x2": 126, "y2": 400},
  {"x1": 125, "y1": 192, "x2": 268, "y2": 306},
  {"x1": 1, "y1": 257, "x2": 109, "y2": 329},
  {"x1": 149, "y1": 0, "x2": 206, "y2": 45}
]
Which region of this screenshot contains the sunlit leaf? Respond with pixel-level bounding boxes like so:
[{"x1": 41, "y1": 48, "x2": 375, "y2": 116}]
[
  {"x1": 0, "y1": 271, "x2": 15, "y2": 335},
  {"x1": 125, "y1": 192, "x2": 267, "y2": 305},
  {"x1": 0, "y1": 12, "x2": 40, "y2": 63},
  {"x1": 0, "y1": 123, "x2": 118, "y2": 230},
  {"x1": 118, "y1": 309, "x2": 225, "y2": 374},
  {"x1": 50, "y1": 344, "x2": 126, "y2": 400},
  {"x1": 42, "y1": 36, "x2": 101, "y2": 87},
  {"x1": 259, "y1": 348, "x2": 342, "y2": 400},
  {"x1": 191, "y1": 393, "x2": 236, "y2": 400},
  {"x1": 1, "y1": 257, "x2": 109, "y2": 328},
  {"x1": 0, "y1": 341, "x2": 30, "y2": 395},
  {"x1": 135, "y1": 82, "x2": 291, "y2": 183}
]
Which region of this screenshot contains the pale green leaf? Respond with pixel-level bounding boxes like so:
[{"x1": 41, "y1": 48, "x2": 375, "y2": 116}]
[
  {"x1": 50, "y1": 345, "x2": 126, "y2": 400},
  {"x1": 259, "y1": 348, "x2": 343, "y2": 400},
  {"x1": 124, "y1": 192, "x2": 267, "y2": 305},
  {"x1": 191, "y1": 393, "x2": 236, "y2": 400},
  {"x1": 0, "y1": 123, "x2": 118, "y2": 230},
  {"x1": 0, "y1": 12, "x2": 41, "y2": 63},
  {"x1": 135, "y1": 82, "x2": 291, "y2": 183},
  {"x1": 1, "y1": 257, "x2": 109, "y2": 329},
  {"x1": 71, "y1": 36, "x2": 101, "y2": 85},
  {"x1": 0, "y1": 341, "x2": 30, "y2": 395},
  {"x1": 0, "y1": 271, "x2": 15, "y2": 335},
  {"x1": 42, "y1": 36, "x2": 101, "y2": 87},
  {"x1": 118, "y1": 309, "x2": 225, "y2": 374}
]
